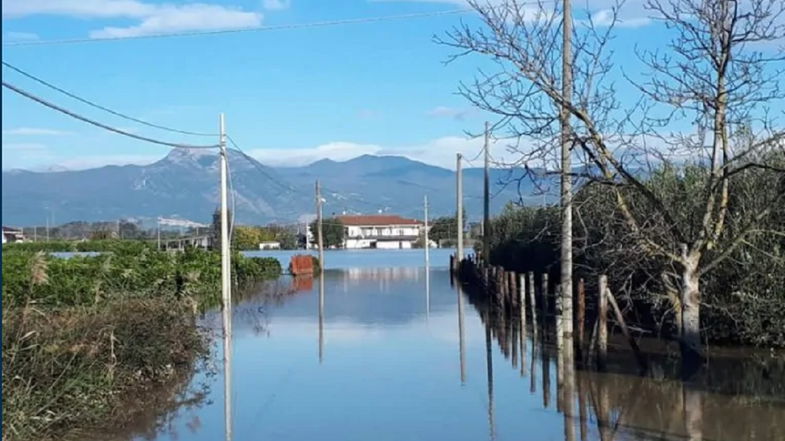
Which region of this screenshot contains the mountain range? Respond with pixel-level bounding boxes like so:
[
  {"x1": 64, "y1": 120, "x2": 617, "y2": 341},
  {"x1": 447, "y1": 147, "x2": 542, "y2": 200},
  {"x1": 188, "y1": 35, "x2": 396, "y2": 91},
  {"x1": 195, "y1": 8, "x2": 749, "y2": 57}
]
[{"x1": 1, "y1": 150, "x2": 557, "y2": 226}]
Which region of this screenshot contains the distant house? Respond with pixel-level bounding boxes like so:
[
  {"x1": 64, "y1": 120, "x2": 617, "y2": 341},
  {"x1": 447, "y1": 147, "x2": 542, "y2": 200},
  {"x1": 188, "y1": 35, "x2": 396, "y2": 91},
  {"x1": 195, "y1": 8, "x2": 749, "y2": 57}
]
[
  {"x1": 337, "y1": 215, "x2": 423, "y2": 249},
  {"x1": 2, "y1": 226, "x2": 26, "y2": 244},
  {"x1": 258, "y1": 241, "x2": 281, "y2": 250}
]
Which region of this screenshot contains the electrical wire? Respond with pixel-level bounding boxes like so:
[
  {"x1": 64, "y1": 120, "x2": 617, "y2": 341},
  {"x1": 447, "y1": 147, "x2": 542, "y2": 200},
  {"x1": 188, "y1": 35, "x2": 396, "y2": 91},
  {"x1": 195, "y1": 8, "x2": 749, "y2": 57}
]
[
  {"x1": 226, "y1": 135, "x2": 304, "y2": 196},
  {"x1": 2, "y1": 61, "x2": 217, "y2": 137},
  {"x1": 4, "y1": 9, "x2": 473, "y2": 47},
  {"x1": 2, "y1": 81, "x2": 219, "y2": 149}
]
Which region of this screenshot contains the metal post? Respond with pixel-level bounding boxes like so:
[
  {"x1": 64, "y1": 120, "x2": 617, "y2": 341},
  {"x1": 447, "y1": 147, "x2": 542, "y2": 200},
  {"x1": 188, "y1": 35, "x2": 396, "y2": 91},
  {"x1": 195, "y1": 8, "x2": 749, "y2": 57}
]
[
  {"x1": 219, "y1": 113, "x2": 232, "y2": 441},
  {"x1": 316, "y1": 180, "x2": 325, "y2": 270},
  {"x1": 483, "y1": 121, "x2": 490, "y2": 262},
  {"x1": 456, "y1": 153, "x2": 463, "y2": 263}
]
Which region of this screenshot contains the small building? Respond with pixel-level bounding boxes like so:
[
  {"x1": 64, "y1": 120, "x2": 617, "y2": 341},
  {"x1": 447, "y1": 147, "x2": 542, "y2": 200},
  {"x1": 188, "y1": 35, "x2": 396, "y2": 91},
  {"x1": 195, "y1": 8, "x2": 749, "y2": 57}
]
[
  {"x1": 337, "y1": 215, "x2": 423, "y2": 249},
  {"x1": 259, "y1": 241, "x2": 281, "y2": 250},
  {"x1": 2, "y1": 226, "x2": 26, "y2": 244}
]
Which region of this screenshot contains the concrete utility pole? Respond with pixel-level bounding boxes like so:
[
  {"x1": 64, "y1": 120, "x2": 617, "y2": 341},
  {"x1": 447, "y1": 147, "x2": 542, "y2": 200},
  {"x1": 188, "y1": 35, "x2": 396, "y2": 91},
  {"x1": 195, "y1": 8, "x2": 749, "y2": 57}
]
[
  {"x1": 560, "y1": 0, "x2": 574, "y2": 340},
  {"x1": 456, "y1": 153, "x2": 464, "y2": 263},
  {"x1": 316, "y1": 180, "x2": 325, "y2": 269},
  {"x1": 218, "y1": 113, "x2": 233, "y2": 441},
  {"x1": 483, "y1": 121, "x2": 490, "y2": 263},
  {"x1": 424, "y1": 195, "x2": 430, "y2": 267}
]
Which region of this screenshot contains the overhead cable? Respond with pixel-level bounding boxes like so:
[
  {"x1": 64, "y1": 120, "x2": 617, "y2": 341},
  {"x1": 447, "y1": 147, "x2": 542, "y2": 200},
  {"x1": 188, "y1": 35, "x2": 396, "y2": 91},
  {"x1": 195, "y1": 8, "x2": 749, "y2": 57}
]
[
  {"x1": 4, "y1": 9, "x2": 472, "y2": 47},
  {"x1": 2, "y1": 81, "x2": 219, "y2": 149},
  {"x1": 2, "y1": 61, "x2": 216, "y2": 137}
]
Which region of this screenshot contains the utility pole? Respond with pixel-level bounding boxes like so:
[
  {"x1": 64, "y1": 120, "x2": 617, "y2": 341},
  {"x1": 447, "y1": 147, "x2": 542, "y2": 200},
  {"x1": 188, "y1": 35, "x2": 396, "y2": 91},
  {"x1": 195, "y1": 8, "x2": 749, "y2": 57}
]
[
  {"x1": 46, "y1": 216, "x2": 50, "y2": 242},
  {"x1": 424, "y1": 194, "x2": 430, "y2": 316},
  {"x1": 560, "y1": 0, "x2": 574, "y2": 340},
  {"x1": 316, "y1": 180, "x2": 325, "y2": 269},
  {"x1": 157, "y1": 218, "x2": 161, "y2": 250},
  {"x1": 456, "y1": 153, "x2": 464, "y2": 263},
  {"x1": 424, "y1": 195, "x2": 430, "y2": 267},
  {"x1": 219, "y1": 113, "x2": 232, "y2": 441},
  {"x1": 483, "y1": 121, "x2": 490, "y2": 264}
]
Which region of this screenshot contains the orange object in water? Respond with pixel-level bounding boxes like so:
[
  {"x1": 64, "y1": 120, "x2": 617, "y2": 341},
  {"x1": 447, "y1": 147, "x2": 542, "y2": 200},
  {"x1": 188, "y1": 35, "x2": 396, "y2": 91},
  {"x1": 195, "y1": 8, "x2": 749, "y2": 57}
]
[{"x1": 289, "y1": 254, "x2": 314, "y2": 276}]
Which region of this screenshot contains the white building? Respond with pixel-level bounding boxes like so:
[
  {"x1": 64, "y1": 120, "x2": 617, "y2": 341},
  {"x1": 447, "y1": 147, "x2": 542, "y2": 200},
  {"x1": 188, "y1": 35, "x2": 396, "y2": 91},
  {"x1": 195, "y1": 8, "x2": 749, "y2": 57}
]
[
  {"x1": 258, "y1": 241, "x2": 281, "y2": 250},
  {"x1": 337, "y1": 215, "x2": 423, "y2": 249}
]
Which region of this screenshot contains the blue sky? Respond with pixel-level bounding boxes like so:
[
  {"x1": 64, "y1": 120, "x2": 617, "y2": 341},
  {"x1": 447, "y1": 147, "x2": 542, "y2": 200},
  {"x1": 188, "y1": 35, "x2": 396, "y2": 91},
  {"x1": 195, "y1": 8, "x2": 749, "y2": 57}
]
[{"x1": 0, "y1": 0, "x2": 727, "y2": 171}]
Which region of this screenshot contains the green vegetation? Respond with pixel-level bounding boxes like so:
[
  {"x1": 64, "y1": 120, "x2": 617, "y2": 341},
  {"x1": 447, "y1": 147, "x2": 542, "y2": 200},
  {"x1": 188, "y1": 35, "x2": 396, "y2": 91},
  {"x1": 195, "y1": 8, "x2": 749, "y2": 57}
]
[
  {"x1": 231, "y1": 225, "x2": 300, "y2": 251},
  {"x1": 482, "y1": 160, "x2": 785, "y2": 347},
  {"x1": 1, "y1": 241, "x2": 281, "y2": 441},
  {"x1": 309, "y1": 217, "x2": 344, "y2": 249}
]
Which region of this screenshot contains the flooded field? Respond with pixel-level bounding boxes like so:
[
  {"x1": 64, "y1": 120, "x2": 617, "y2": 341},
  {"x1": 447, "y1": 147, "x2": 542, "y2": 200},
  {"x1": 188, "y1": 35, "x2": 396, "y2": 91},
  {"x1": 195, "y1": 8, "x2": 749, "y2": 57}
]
[{"x1": 118, "y1": 250, "x2": 785, "y2": 441}]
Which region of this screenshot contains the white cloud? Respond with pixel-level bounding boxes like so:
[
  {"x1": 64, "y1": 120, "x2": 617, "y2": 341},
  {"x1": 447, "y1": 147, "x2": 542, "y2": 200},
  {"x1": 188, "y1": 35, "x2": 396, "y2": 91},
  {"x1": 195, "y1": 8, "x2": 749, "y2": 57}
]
[
  {"x1": 3, "y1": 127, "x2": 73, "y2": 136},
  {"x1": 246, "y1": 135, "x2": 513, "y2": 170},
  {"x1": 247, "y1": 141, "x2": 383, "y2": 167},
  {"x1": 2, "y1": 1, "x2": 263, "y2": 39},
  {"x1": 262, "y1": 0, "x2": 291, "y2": 10},
  {"x1": 54, "y1": 153, "x2": 160, "y2": 170},
  {"x1": 586, "y1": 8, "x2": 651, "y2": 29},
  {"x1": 4, "y1": 31, "x2": 40, "y2": 41},
  {"x1": 90, "y1": 4, "x2": 262, "y2": 38}
]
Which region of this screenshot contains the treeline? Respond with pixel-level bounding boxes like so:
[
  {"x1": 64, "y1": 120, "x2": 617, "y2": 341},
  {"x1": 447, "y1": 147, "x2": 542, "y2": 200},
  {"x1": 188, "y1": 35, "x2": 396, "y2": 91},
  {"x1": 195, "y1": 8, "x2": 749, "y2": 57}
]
[
  {"x1": 232, "y1": 224, "x2": 303, "y2": 250},
  {"x1": 482, "y1": 159, "x2": 785, "y2": 347},
  {"x1": 1, "y1": 241, "x2": 281, "y2": 441}
]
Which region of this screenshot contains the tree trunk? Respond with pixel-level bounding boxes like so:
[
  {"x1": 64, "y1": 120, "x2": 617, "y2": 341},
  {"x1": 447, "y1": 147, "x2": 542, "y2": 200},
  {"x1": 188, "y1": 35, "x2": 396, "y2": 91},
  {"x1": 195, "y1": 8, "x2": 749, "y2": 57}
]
[{"x1": 680, "y1": 254, "x2": 703, "y2": 372}]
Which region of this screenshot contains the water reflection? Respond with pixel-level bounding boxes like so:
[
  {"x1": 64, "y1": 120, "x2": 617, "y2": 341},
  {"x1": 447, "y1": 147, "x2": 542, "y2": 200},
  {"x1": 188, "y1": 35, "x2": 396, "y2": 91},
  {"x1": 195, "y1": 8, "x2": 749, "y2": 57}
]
[
  {"x1": 318, "y1": 272, "x2": 324, "y2": 364},
  {"x1": 463, "y1": 279, "x2": 785, "y2": 441},
  {"x1": 118, "y1": 266, "x2": 785, "y2": 441}
]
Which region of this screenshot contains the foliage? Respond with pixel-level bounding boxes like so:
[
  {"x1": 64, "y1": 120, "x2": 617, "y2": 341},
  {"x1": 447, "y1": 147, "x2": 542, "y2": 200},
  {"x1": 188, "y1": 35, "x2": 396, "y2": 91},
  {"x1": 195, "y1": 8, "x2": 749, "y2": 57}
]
[
  {"x1": 486, "y1": 160, "x2": 785, "y2": 347},
  {"x1": 2, "y1": 299, "x2": 206, "y2": 441},
  {"x1": 1, "y1": 247, "x2": 281, "y2": 310},
  {"x1": 309, "y1": 217, "x2": 345, "y2": 248},
  {"x1": 1, "y1": 244, "x2": 281, "y2": 440},
  {"x1": 232, "y1": 225, "x2": 300, "y2": 250}
]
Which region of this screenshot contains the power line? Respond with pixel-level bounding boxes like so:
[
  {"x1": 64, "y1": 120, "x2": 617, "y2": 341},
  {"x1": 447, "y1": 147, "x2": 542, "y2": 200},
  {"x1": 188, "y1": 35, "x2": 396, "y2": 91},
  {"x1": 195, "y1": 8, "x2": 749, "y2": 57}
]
[
  {"x1": 226, "y1": 135, "x2": 304, "y2": 195},
  {"x1": 4, "y1": 9, "x2": 472, "y2": 48},
  {"x1": 228, "y1": 134, "x2": 386, "y2": 211},
  {"x1": 2, "y1": 82, "x2": 218, "y2": 149},
  {"x1": 2, "y1": 61, "x2": 216, "y2": 137}
]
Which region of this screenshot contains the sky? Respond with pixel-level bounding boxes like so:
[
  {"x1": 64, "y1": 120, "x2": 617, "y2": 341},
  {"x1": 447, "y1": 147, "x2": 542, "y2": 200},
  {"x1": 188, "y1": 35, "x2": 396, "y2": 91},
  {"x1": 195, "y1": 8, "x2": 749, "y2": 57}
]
[{"x1": 0, "y1": 0, "x2": 766, "y2": 172}]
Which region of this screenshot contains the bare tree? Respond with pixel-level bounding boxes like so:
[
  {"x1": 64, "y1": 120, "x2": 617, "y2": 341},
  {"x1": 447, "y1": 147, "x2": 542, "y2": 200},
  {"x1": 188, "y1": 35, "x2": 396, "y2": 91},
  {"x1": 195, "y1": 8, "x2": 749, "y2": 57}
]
[{"x1": 439, "y1": 0, "x2": 785, "y2": 368}]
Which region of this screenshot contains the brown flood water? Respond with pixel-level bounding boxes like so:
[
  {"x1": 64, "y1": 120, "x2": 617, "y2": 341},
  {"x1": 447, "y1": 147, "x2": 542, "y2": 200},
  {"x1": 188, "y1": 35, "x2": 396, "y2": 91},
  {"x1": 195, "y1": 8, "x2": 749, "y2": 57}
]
[{"x1": 94, "y1": 256, "x2": 785, "y2": 441}]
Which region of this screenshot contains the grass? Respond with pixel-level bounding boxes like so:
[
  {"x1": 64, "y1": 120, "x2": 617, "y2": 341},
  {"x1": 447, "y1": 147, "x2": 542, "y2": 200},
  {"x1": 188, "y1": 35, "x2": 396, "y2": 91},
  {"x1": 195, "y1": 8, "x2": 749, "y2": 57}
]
[{"x1": 1, "y1": 242, "x2": 282, "y2": 441}]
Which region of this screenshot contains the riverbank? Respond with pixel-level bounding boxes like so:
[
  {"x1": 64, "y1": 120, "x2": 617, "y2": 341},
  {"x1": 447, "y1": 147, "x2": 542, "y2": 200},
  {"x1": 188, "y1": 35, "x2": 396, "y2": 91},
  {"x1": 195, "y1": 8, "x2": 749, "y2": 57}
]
[{"x1": 1, "y1": 241, "x2": 281, "y2": 441}]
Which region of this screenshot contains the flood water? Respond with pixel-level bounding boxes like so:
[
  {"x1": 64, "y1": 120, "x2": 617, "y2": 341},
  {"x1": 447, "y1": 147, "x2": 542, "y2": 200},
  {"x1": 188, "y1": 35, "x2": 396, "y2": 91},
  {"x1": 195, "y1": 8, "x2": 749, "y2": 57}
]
[{"x1": 119, "y1": 250, "x2": 785, "y2": 441}]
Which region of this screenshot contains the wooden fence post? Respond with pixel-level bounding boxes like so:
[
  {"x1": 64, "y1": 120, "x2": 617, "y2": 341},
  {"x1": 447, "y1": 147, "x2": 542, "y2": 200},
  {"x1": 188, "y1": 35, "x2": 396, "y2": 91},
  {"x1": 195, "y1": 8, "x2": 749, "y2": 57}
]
[
  {"x1": 577, "y1": 278, "x2": 586, "y2": 359},
  {"x1": 598, "y1": 275, "x2": 608, "y2": 370}
]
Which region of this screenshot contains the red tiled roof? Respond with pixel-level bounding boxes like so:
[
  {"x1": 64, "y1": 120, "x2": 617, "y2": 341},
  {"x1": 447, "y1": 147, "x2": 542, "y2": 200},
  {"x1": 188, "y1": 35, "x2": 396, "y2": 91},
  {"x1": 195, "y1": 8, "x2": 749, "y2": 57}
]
[{"x1": 336, "y1": 215, "x2": 421, "y2": 226}]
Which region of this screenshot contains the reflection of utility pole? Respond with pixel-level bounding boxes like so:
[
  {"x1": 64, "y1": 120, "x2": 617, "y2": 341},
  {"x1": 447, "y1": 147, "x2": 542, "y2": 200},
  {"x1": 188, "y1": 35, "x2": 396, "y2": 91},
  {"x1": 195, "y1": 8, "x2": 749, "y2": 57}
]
[
  {"x1": 457, "y1": 283, "x2": 466, "y2": 384},
  {"x1": 485, "y1": 319, "x2": 496, "y2": 441},
  {"x1": 319, "y1": 271, "x2": 325, "y2": 363}
]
